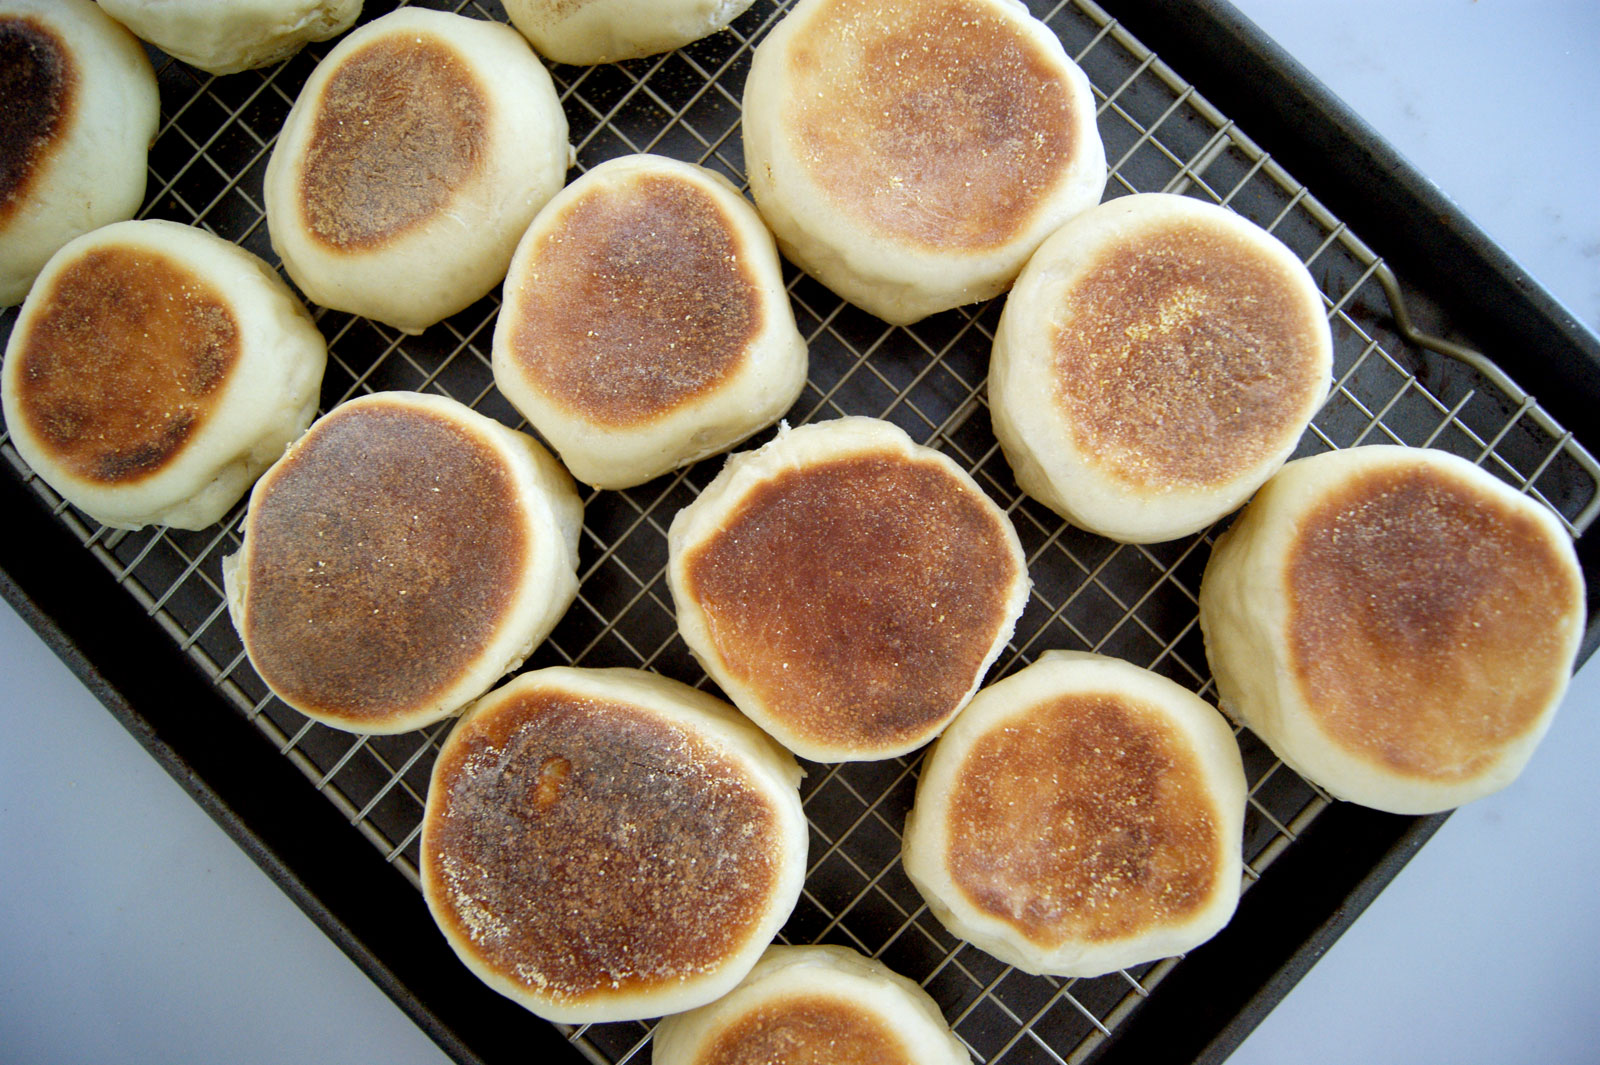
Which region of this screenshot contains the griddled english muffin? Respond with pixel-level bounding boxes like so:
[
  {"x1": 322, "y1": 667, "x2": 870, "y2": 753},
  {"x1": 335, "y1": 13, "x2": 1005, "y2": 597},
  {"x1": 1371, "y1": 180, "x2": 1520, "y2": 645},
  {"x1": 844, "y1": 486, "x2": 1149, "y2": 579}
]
[
  {"x1": 653, "y1": 945, "x2": 971, "y2": 1065},
  {"x1": 2, "y1": 219, "x2": 326, "y2": 530},
  {"x1": 0, "y1": 0, "x2": 158, "y2": 306},
  {"x1": 263, "y1": 8, "x2": 570, "y2": 333},
  {"x1": 223, "y1": 393, "x2": 582, "y2": 735},
  {"x1": 902, "y1": 651, "x2": 1247, "y2": 977},
  {"x1": 421, "y1": 667, "x2": 807, "y2": 1023},
  {"x1": 990, "y1": 193, "x2": 1332, "y2": 544},
  {"x1": 667, "y1": 417, "x2": 1030, "y2": 762},
  {"x1": 741, "y1": 0, "x2": 1106, "y2": 325},
  {"x1": 96, "y1": 0, "x2": 360, "y2": 75},
  {"x1": 504, "y1": 0, "x2": 757, "y2": 66},
  {"x1": 493, "y1": 154, "x2": 806, "y2": 489},
  {"x1": 1198, "y1": 445, "x2": 1585, "y2": 814}
]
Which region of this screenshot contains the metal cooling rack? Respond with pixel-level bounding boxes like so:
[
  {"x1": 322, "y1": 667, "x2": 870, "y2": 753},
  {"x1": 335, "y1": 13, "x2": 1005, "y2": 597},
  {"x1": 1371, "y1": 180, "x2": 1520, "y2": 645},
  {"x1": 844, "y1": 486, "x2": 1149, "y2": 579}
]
[{"x1": 2, "y1": 1, "x2": 1596, "y2": 1063}]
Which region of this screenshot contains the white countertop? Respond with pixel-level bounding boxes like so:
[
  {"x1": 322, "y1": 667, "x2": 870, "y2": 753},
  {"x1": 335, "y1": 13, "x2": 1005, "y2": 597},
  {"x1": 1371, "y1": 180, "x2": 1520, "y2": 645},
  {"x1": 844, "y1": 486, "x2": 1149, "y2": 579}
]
[{"x1": 1, "y1": 3, "x2": 1596, "y2": 1063}]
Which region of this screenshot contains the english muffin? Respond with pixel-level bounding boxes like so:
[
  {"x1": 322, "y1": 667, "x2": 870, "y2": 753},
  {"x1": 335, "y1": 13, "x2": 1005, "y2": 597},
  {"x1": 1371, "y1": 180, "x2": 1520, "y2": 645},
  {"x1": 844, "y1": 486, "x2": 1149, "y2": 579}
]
[
  {"x1": 990, "y1": 193, "x2": 1333, "y2": 543},
  {"x1": 2, "y1": 219, "x2": 327, "y2": 530},
  {"x1": 263, "y1": 8, "x2": 570, "y2": 333},
  {"x1": 96, "y1": 0, "x2": 361, "y2": 75},
  {"x1": 1198, "y1": 445, "x2": 1585, "y2": 814},
  {"x1": 668, "y1": 417, "x2": 1030, "y2": 762},
  {"x1": 653, "y1": 944, "x2": 971, "y2": 1065},
  {"x1": 421, "y1": 667, "x2": 807, "y2": 1023},
  {"x1": 902, "y1": 651, "x2": 1246, "y2": 977},
  {"x1": 493, "y1": 154, "x2": 807, "y2": 489},
  {"x1": 223, "y1": 392, "x2": 582, "y2": 735},
  {"x1": 504, "y1": 0, "x2": 756, "y2": 66},
  {"x1": 741, "y1": 0, "x2": 1106, "y2": 325},
  {"x1": 0, "y1": 0, "x2": 158, "y2": 306}
]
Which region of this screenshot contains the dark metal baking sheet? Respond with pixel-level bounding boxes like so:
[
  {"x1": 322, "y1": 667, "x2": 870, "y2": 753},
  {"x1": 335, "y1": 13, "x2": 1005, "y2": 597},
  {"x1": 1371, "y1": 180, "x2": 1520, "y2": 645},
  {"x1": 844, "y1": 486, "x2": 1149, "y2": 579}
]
[{"x1": 2, "y1": 1, "x2": 1596, "y2": 1063}]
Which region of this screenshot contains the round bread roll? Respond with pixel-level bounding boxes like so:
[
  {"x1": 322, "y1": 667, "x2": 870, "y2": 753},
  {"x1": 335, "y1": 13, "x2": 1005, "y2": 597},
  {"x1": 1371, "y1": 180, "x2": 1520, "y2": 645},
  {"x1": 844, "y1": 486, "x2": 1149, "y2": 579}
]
[
  {"x1": 504, "y1": 0, "x2": 755, "y2": 66},
  {"x1": 902, "y1": 650, "x2": 1246, "y2": 977},
  {"x1": 421, "y1": 667, "x2": 807, "y2": 1023},
  {"x1": 1198, "y1": 445, "x2": 1585, "y2": 814},
  {"x1": 990, "y1": 193, "x2": 1333, "y2": 544},
  {"x1": 95, "y1": 0, "x2": 361, "y2": 75},
  {"x1": 668, "y1": 417, "x2": 1030, "y2": 762},
  {"x1": 653, "y1": 944, "x2": 971, "y2": 1065},
  {"x1": 222, "y1": 392, "x2": 582, "y2": 735},
  {"x1": 2, "y1": 219, "x2": 327, "y2": 530},
  {"x1": 0, "y1": 0, "x2": 158, "y2": 306},
  {"x1": 263, "y1": 8, "x2": 570, "y2": 334},
  {"x1": 741, "y1": 0, "x2": 1106, "y2": 326},
  {"x1": 493, "y1": 154, "x2": 807, "y2": 490}
]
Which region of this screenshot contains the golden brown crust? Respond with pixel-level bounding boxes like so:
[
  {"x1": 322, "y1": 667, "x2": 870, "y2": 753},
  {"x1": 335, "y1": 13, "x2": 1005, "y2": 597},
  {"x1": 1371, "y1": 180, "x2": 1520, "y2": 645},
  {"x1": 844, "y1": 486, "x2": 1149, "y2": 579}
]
[
  {"x1": 946, "y1": 694, "x2": 1220, "y2": 947},
  {"x1": 298, "y1": 35, "x2": 488, "y2": 251},
  {"x1": 505, "y1": 174, "x2": 760, "y2": 427},
  {"x1": 1052, "y1": 220, "x2": 1326, "y2": 489},
  {"x1": 682, "y1": 450, "x2": 1022, "y2": 752},
  {"x1": 12, "y1": 246, "x2": 240, "y2": 483},
  {"x1": 1285, "y1": 464, "x2": 1582, "y2": 781},
  {"x1": 241, "y1": 403, "x2": 527, "y2": 723},
  {"x1": 697, "y1": 995, "x2": 914, "y2": 1065},
  {"x1": 784, "y1": 0, "x2": 1077, "y2": 250},
  {"x1": 0, "y1": 16, "x2": 76, "y2": 226},
  {"x1": 424, "y1": 688, "x2": 785, "y2": 1004}
]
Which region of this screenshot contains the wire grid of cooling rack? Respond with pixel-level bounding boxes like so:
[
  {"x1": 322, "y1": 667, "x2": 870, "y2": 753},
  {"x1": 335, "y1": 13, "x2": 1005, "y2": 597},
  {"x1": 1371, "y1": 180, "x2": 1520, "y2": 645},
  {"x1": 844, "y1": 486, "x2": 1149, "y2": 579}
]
[{"x1": 2, "y1": 1, "x2": 1597, "y2": 1063}]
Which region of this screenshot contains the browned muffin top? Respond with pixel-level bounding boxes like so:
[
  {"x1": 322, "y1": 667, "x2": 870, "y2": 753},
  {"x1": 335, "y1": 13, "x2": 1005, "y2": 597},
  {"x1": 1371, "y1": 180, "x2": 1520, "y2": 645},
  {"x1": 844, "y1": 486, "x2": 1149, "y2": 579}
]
[
  {"x1": 682, "y1": 449, "x2": 1021, "y2": 754},
  {"x1": 945, "y1": 693, "x2": 1221, "y2": 946},
  {"x1": 782, "y1": 0, "x2": 1081, "y2": 251},
  {"x1": 696, "y1": 994, "x2": 914, "y2": 1065},
  {"x1": 1285, "y1": 462, "x2": 1582, "y2": 781},
  {"x1": 504, "y1": 172, "x2": 762, "y2": 427},
  {"x1": 12, "y1": 245, "x2": 240, "y2": 484},
  {"x1": 298, "y1": 33, "x2": 488, "y2": 251},
  {"x1": 0, "y1": 15, "x2": 77, "y2": 225},
  {"x1": 240, "y1": 400, "x2": 529, "y2": 726},
  {"x1": 1051, "y1": 216, "x2": 1326, "y2": 490},
  {"x1": 424, "y1": 687, "x2": 786, "y2": 1005}
]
